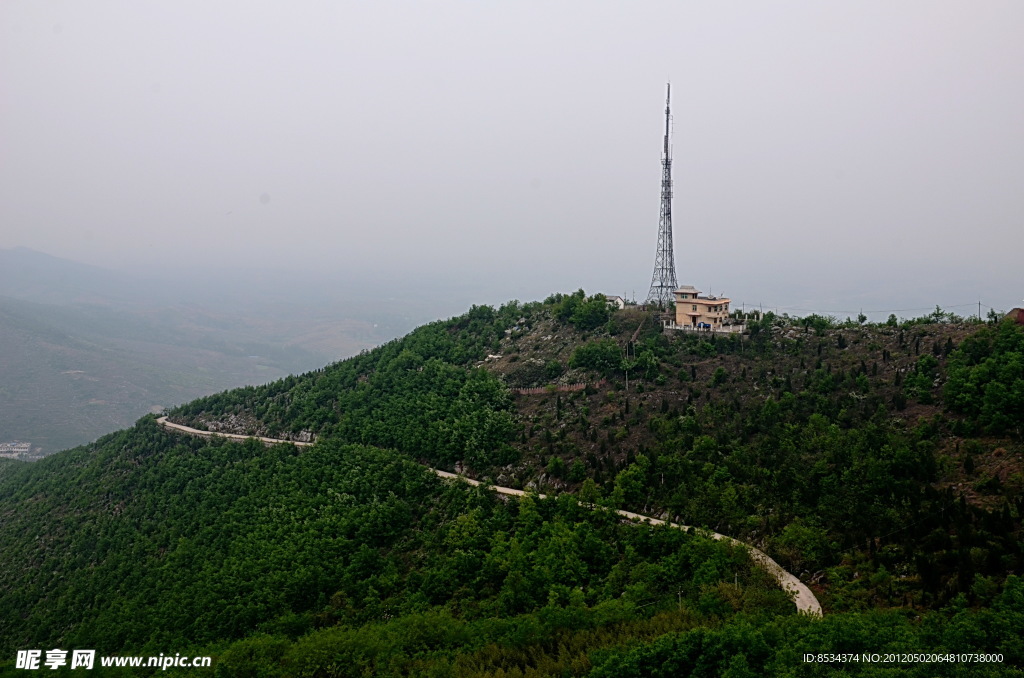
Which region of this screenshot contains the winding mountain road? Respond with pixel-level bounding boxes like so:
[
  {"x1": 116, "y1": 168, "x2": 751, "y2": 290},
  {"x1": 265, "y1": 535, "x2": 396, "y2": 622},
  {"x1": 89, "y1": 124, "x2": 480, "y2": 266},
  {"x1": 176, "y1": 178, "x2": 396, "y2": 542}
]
[{"x1": 156, "y1": 416, "x2": 822, "y2": 616}]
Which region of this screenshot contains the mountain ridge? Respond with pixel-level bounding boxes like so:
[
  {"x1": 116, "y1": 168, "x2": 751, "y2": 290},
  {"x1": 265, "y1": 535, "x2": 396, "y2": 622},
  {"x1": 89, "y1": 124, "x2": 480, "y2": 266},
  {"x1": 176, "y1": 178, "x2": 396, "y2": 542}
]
[{"x1": 2, "y1": 294, "x2": 1022, "y2": 675}]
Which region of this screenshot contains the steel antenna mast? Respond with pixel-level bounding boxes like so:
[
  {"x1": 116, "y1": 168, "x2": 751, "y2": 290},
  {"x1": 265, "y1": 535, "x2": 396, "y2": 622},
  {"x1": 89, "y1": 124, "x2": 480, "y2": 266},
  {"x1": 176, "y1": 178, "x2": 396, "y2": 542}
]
[{"x1": 645, "y1": 83, "x2": 678, "y2": 307}]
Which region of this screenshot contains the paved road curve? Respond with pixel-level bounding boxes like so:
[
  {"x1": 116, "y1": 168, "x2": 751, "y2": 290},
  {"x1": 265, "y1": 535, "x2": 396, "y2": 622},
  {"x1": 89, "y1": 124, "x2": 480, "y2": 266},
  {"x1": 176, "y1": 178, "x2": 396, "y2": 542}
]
[{"x1": 156, "y1": 416, "x2": 822, "y2": 616}]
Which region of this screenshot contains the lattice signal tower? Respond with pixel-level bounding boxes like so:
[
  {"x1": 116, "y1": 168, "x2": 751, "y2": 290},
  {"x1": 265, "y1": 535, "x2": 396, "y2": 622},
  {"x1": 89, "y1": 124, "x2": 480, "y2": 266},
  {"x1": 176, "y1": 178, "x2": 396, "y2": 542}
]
[{"x1": 645, "y1": 83, "x2": 678, "y2": 307}]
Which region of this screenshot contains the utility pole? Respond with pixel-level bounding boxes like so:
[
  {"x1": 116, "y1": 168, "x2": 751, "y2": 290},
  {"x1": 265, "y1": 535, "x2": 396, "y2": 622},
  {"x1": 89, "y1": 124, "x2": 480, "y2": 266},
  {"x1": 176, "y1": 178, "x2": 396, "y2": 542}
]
[{"x1": 646, "y1": 83, "x2": 678, "y2": 307}]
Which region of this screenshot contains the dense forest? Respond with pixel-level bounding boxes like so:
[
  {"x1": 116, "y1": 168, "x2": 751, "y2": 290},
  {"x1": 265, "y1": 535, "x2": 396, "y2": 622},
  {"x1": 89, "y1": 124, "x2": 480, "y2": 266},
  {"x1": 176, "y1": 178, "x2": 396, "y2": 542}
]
[{"x1": 1, "y1": 293, "x2": 1022, "y2": 675}]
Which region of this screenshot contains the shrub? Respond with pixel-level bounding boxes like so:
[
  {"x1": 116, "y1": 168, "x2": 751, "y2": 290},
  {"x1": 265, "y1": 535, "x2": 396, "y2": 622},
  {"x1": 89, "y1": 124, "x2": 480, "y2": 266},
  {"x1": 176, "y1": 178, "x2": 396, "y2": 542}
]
[{"x1": 569, "y1": 339, "x2": 622, "y2": 375}]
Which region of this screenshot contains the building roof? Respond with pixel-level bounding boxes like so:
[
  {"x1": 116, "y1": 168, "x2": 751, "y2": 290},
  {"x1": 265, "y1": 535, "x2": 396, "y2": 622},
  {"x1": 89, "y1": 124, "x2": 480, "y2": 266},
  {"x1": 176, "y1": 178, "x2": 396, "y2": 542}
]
[{"x1": 674, "y1": 286, "x2": 730, "y2": 303}]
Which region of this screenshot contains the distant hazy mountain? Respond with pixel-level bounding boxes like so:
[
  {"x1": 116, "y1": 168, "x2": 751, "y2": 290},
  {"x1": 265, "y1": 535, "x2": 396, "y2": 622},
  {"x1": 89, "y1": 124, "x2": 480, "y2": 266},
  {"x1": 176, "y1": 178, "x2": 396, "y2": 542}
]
[
  {"x1": 0, "y1": 293, "x2": 329, "y2": 452},
  {"x1": 0, "y1": 247, "x2": 166, "y2": 306},
  {"x1": 0, "y1": 248, "x2": 400, "y2": 455}
]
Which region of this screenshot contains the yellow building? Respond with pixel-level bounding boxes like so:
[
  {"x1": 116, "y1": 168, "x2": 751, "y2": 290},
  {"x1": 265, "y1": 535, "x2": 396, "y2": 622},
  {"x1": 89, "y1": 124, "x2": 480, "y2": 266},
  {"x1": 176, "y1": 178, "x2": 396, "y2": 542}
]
[{"x1": 673, "y1": 286, "x2": 732, "y2": 330}]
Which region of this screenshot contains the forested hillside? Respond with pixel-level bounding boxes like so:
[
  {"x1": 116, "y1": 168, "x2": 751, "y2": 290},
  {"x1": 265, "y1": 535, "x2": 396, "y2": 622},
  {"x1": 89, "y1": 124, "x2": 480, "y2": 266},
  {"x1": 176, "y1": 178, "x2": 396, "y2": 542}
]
[
  {"x1": 172, "y1": 295, "x2": 1024, "y2": 612},
  {"x1": 2, "y1": 294, "x2": 1023, "y2": 676}
]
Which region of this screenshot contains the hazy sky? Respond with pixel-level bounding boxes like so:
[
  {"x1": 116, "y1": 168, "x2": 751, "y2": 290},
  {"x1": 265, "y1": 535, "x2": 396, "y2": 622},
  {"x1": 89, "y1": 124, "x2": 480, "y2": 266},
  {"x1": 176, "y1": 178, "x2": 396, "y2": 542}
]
[{"x1": 3, "y1": 1, "x2": 1022, "y2": 318}]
